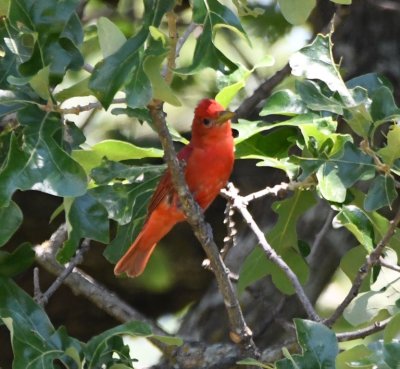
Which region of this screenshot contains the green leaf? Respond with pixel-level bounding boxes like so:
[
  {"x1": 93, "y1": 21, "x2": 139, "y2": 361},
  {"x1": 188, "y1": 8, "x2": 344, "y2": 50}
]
[
  {"x1": 90, "y1": 171, "x2": 161, "y2": 225},
  {"x1": 290, "y1": 34, "x2": 353, "y2": 104},
  {"x1": 100, "y1": 178, "x2": 161, "y2": 263},
  {"x1": 344, "y1": 248, "x2": 400, "y2": 326},
  {"x1": 237, "y1": 357, "x2": 273, "y2": 368},
  {"x1": 177, "y1": 0, "x2": 246, "y2": 74},
  {"x1": 152, "y1": 335, "x2": 183, "y2": 346},
  {"x1": 378, "y1": 124, "x2": 400, "y2": 166},
  {"x1": 267, "y1": 190, "x2": 317, "y2": 251},
  {"x1": 296, "y1": 80, "x2": 344, "y2": 114},
  {"x1": 84, "y1": 320, "x2": 151, "y2": 369},
  {"x1": 330, "y1": 0, "x2": 351, "y2": 3},
  {"x1": 0, "y1": 106, "x2": 87, "y2": 207},
  {"x1": 371, "y1": 86, "x2": 400, "y2": 123},
  {"x1": 72, "y1": 139, "x2": 163, "y2": 173},
  {"x1": 340, "y1": 245, "x2": 367, "y2": 282},
  {"x1": 334, "y1": 205, "x2": 375, "y2": 253},
  {"x1": 29, "y1": 65, "x2": 50, "y2": 100},
  {"x1": 216, "y1": 69, "x2": 250, "y2": 108},
  {"x1": 54, "y1": 77, "x2": 92, "y2": 102},
  {"x1": 384, "y1": 313, "x2": 400, "y2": 343},
  {"x1": 276, "y1": 319, "x2": 338, "y2": 369},
  {"x1": 97, "y1": 17, "x2": 127, "y2": 58},
  {"x1": 216, "y1": 56, "x2": 274, "y2": 107},
  {"x1": 336, "y1": 344, "x2": 372, "y2": 369},
  {"x1": 238, "y1": 190, "x2": 314, "y2": 293},
  {"x1": 364, "y1": 175, "x2": 397, "y2": 211},
  {"x1": 0, "y1": 200, "x2": 23, "y2": 247},
  {"x1": 278, "y1": 0, "x2": 316, "y2": 25},
  {"x1": 261, "y1": 90, "x2": 308, "y2": 116},
  {"x1": 0, "y1": 276, "x2": 82, "y2": 369},
  {"x1": 342, "y1": 340, "x2": 400, "y2": 368},
  {"x1": 58, "y1": 193, "x2": 109, "y2": 263},
  {"x1": 8, "y1": 0, "x2": 83, "y2": 85},
  {"x1": 238, "y1": 246, "x2": 309, "y2": 294},
  {"x1": 346, "y1": 73, "x2": 391, "y2": 96},
  {"x1": 90, "y1": 159, "x2": 165, "y2": 186},
  {"x1": 89, "y1": 0, "x2": 175, "y2": 109},
  {"x1": 0, "y1": 243, "x2": 34, "y2": 277},
  {"x1": 0, "y1": 90, "x2": 36, "y2": 117},
  {"x1": 311, "y1": 141, "x2": 374, "y2": 203},
  {"x1": 142, "y1": 28, "x2": 181, "y2": 106},
  {"x1": 235, "y1": 126, "x2": 298, "y2": 161}
]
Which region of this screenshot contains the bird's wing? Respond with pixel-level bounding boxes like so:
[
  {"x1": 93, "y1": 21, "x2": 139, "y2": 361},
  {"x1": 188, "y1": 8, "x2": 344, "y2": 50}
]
[{"x1": 146, "y1": 144, "x2": 193, "y2": 217}]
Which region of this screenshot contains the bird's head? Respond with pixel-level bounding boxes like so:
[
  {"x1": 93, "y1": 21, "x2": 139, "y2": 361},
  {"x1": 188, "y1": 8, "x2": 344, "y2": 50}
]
[{"x1": 191, "y1": 99, "x2": 235, "y2": 143}]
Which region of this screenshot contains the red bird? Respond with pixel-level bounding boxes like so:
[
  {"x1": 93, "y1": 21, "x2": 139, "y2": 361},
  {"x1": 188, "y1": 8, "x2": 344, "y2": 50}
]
[{"x1": 114, "y1": 99, "x2": 235, "y2": 277}]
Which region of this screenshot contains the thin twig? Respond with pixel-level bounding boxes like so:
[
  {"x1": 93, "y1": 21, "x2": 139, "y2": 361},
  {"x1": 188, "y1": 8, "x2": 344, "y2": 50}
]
[
  {"x1": 36, "y1": 238, "x2": 91, "y2": 306},
  {"x1": 336, "y1": 317, "x2": 391, "y2": 342},
  {"x1": 148, "y1": 101, "x2": 258, "y2": 356},
  {"x1": 176, "y1": 23, "x2": 197, "y2": 57},
  {"x1": 312, "y1": 210, "x2": 334, "y2": 250},
  {"x1": 221, "y1": 183, "x2": 321, "y2": 322},
  {"x1": 325, "y1": 207, "x2": 400, "y2": 326},
  {"x1": 242, "y1": 179, "x2": 315, "y2": 203},
  {"x1": 33, "y1": 267, "x2": 43, "y2": 305},
  {"x1": 83, "y1": 63, "x2": 94, "y2": 73},
  {"x1": 379, "y1": 257, "x2": 400, "y2": 273}
]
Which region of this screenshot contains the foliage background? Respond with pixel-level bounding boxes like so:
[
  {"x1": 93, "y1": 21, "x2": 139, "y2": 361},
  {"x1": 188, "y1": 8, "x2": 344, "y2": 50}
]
[{"x1": 1, "y1": 0, "x2": 400, "y2": 368}]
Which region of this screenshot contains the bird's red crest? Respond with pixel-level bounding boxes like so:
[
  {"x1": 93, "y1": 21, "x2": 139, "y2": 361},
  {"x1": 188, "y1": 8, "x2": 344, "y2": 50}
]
[{"x1": 194, "y1": 99, "x2": 224, "y2": 119}]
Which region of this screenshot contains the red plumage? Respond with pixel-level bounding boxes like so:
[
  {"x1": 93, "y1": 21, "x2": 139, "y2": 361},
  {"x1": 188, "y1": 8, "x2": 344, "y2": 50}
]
[{"x1": 114, "y1": 99, "x2": 235, "y2": 277}]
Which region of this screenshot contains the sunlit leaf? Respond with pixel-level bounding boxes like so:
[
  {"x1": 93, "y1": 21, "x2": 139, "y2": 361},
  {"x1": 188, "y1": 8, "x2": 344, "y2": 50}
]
[
  {"x1": 97, "y1": 17, "x2": 127, "y2": 58},
  {"x1": 334, "y1": 205, "x2": 375, "y2": 253},
  {"x1": 143, "y1": 28, "x2": 181, "y2": 106},
  {"x1": 290, "y1": 34, "x2": 353, "y2": 104},
  {"x1": 261, "y1": 90, "x2": 308, "y2": 116},
  {"x1": 344, "y1": 248, "x2": 400, "y2": 326},
  {"x1": 0, "y1": 106, "x2": 87, "y2": 207},
  {"x1": 177, "y1": 0, "x2": 246, "y2": 74},
  {"x1": 378, "y1": 124, "x2": 400, "y2": 167},
  {"x1": 72, "y1": 139, "x2": 163, "y2": 173},
  {"x1": 277, "y1": 0, "x2": 316, "y2": 25}
]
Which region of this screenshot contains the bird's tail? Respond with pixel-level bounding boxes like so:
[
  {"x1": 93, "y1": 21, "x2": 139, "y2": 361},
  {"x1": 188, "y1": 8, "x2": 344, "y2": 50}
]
[{"x1": 114, "y1": 228, "x2": 158, "y2": 278}]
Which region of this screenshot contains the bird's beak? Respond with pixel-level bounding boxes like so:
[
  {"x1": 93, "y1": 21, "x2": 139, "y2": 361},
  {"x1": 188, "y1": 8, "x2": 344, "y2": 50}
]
[{"x1": 214, "y1": 110, "x2": 235, "y2": 125}]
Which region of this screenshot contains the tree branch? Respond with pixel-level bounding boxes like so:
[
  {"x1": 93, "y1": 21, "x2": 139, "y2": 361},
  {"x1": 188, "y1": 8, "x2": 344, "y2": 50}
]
[
  {"x1": 221, "y1": 183, "x2": 321, "y2": 322},
  {"x1": 148, "y1": 101, "x2": 258, "y2": 356},
  {"x1": 336, "y1": 317, "x2": 391, "y2": 342},
  {"x1": 325, "y1": 207, "x2": 400, "y2": 326},
  {"x1": 235, "y1": 63, "x2": 291, "y2": 119},
  {"x1": 34, "y1": 224, "x2": 167, "y2": 338},
  {"x1": 34, "y1": 234, "x2": 91, "y2": 306}
]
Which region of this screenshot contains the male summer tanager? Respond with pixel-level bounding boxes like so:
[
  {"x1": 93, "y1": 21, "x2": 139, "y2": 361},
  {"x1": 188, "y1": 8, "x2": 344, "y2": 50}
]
[{"x1": 114, "y1": 99, "x2": 235, "y2": 277}]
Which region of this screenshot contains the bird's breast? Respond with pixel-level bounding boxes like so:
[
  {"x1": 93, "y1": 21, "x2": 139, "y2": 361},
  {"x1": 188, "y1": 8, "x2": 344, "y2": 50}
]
[{"x1": 184, "y1": 140, "x2": 234, "y2": 210}]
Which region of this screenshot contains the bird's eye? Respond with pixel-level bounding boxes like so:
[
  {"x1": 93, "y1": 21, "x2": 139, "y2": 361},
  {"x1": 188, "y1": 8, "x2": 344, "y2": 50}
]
[{"x1": 203, "y1": 118, "x2": 211, "y2": 126}]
